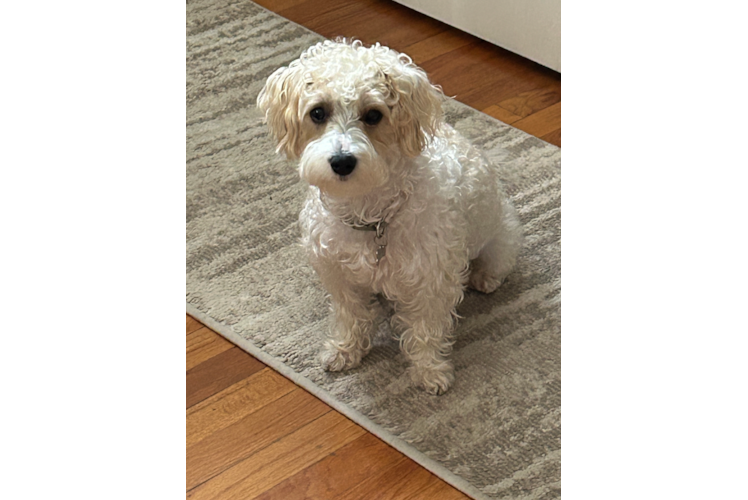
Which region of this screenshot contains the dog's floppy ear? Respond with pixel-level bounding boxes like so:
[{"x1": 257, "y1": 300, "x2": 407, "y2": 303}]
[
  {"x1": 385, "y1": 56, "x2": 444, "y2": 157},
  {"x1": 257, "y1": 63, "x2": 305, "y2": 159}
]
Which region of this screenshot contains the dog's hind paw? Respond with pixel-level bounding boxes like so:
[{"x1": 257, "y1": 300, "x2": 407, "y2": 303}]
[{"x1": 468, "y1": 271, "x2": 506, "y2": 294}]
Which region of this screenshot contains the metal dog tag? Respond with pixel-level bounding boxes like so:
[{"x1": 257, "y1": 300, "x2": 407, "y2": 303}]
[
  {"x1": 375, "y1": 245, "x2": 386, "y2": 264},
  {"x1": 374, "y1": 221, "x2": 388, "y2": 264}
]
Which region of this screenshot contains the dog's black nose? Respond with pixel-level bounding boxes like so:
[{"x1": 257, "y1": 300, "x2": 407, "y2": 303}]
[{"x1": 329, "y1": 153, "x2": 357, "y2": 176}]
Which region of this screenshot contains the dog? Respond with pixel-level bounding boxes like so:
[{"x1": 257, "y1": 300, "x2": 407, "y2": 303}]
[{"x1": 257, "y1": 39, "x2": 522, "y2": 394}]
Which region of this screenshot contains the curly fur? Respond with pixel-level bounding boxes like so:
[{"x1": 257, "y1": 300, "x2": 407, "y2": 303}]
[{"x1": 258, "y1": 39, "x2": 522, "y2": 394}]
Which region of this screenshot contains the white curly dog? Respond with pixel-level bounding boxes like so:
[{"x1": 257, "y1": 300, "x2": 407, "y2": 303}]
[{"x1": 258, "y1": 39, "x2": 522, "y2": 394}]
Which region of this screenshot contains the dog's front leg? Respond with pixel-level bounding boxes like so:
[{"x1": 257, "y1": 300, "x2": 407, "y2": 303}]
[
  {"x1": 315, "y1": 264, "x2": 376, "y2": 372},
  {"x1": 393, "y1": 280, "x2": 464, "y2": 395}
]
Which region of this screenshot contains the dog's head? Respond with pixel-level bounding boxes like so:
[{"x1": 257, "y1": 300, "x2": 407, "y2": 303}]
[{"x1": 257, "y1": 39, "x2": 444, "y2": 198}]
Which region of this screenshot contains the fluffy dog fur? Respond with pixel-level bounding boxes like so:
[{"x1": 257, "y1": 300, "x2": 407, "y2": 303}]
[{"x1": 258, "y1": 39, "x2": 522, "y2": 394}]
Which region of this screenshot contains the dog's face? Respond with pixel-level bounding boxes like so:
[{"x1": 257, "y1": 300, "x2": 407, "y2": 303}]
[{"x1": 257, "y1": 40, "x2": 443, "y2": 198}]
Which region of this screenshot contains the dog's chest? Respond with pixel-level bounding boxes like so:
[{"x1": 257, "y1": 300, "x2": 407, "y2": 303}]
[
  {"x1": 335, "y1": 227, "x2": 426, "y2": 299},
  {"x1": 337, "y1": 231, "x2": 384, "y2": 288},
  {"x1": 313, "y1": 221, "x2": 401, "y2": 292}
]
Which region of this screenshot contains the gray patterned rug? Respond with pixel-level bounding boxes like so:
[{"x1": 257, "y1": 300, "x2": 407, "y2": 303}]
[{"x1": 187, "y1": 1, "x2": 561, "y2": 498}]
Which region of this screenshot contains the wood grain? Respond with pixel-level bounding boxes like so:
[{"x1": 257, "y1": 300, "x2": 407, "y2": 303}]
[
  {"x1": 187, "y1": 411, "x2": 366, "y2": 500},
  {"x1": 412, "y1": 480, "x2": 472, "y2": 500},
  {"x1": 541, "y1": 128, "x2": 562, "y2": 147},
  {"x1": 403, "y1": 28, "x2": 475, "y2": 66},
  {"x1": 187, "y1": 0, "x2": 560, "y2": 497},
  {"x1": 187, "y1": 314, "x2": 204, "y2": 335},
  {"x1": 481, "y1": 104, "x2": 523, "y2": 125},
  {"x1": 187, "y1": 368, "x2": 294, "y2": 447},
  {"x1": 253, "y1": 0, "x2": 307, "y2": 12},
  {"x1": 186, "y1": 327, "x2": 234, "y2": 370},
  {"x1": 339, "y1": 457, "x2": 455, "y2": 500},
  {"x1": 279, "y1": 0, "x2": 446, "y2": 49},
  {"x1": 253, "y1": 433, "x2": 405, "y2": 500},
  {"x1": 498, "y1": 87, "x2": 561, "y2": 119},
  {"x1": 423, "y1": 41, "x2": 560, "y2": 112},
  {"x1": 187, "y1": 388, "x2": 331, "y2": 490},
  {"x1": 512, "y1": 102, "x2": 561, "y2": 139},
  {"x1": 187, "y1": 346, "x2": 266, "y2": 409}
]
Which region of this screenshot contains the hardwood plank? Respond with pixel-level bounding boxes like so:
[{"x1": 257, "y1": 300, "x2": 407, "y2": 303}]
[
  {"x1": 254, "y1": 432, "x2": 405, "y2": 500},
  {"x1": 497, "y1": 87, "x2": 561, "y2": 119},
  {"x1": 512, "y1": 102, "x2": 561, "y2": 139},
  {"x1": 187, "y1": 314, "x2": 204, "y2": 335},
  {"x1": 419, "y1": 41, "x2": 488, "y2": 99},
  {"x1": 278, "y1": 0, "x2": 378, "y2": 22},
  {"x1": 186, "y1": 327, "x2": 234, "y2": 370},
  {"x1": 187, "y1": 388, "x2": 331, "y2": 490},
  {"x1": 284, "y1": 0, "x2": 445, "y2": 50},
  {"x1": 402, "y1": 28, "x2": 474, "y2": 66},
  {"x1": 339, "y1": 458, "x2": 445, "y2": 500},
  {"x1": 187, "y1": 411, "x2": 366, "y2": 500},
  {"x1": 187, "y1": 368, "x2": 295, "y2": 447},
  {"x1": 279, "y1": 0, "x2": 381, "y2": 34},
  {"x1": 187, "y1": 347, "x2": 266, "y2": 409},
  {"x1": 481, "y1": 104, "x2": 523, "y2": 125},
  {"x1": 339, "y1": 3, "x2": 446, "y2": 50},
  {"x1": 422, "y1": 41, "x2": 560, "y2": 111},
  {"x1": 253, "y1": 0, "x2": 308, "y2": 12},
  {"x1": 408, "y1": 480, "x2": 471, "y2": 500},
  {"x1": 541, "y1": 128, "x2": 561, "y2": 148},
  {"x1": 329, "y1": 456, "x2": 407, "y2": 499}
]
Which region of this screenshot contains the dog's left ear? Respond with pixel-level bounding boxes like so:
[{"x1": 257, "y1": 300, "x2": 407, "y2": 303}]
[{"x1": 385, "y1": 57, "x2": 444, "y2": 157}]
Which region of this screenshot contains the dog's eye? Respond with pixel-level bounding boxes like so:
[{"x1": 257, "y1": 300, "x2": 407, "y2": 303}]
[
  {"x1": 363, "y1": 109, "x2": 383, "y2": 126},
  {"x1": 310, "y1": 107, "x2": 327, "y2": 124}
]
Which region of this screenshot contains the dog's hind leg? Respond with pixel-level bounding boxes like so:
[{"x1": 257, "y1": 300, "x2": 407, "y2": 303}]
[
  {"x1": 469, "y1": 201, "x2": 522, "y2": 293},
  {"x1": 468, "y1": 238, "x2": 513, "y2": 293}
]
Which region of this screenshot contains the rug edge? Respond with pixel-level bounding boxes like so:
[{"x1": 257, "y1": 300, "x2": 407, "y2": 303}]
[{"x1": 186, "y1": 302, "x2": 492, "y2": 500}]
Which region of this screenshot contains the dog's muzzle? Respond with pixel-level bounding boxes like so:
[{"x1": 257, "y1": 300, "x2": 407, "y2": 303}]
[{"x1": 329, "y1": 152, "x2": 357, "y2": 176}]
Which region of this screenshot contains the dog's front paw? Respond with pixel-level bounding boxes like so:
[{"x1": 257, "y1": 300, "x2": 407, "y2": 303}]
[
  {"x1": 409, "y1": 363, "x2": 455, "y2": 395},
  {"x1": 320, "y1": 346, "x2": 364, "y2": 372}
]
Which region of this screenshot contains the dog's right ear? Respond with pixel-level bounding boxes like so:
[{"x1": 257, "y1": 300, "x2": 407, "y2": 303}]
[{"x1": 257, "y1": 64, "x2": 304, "y2": 160}]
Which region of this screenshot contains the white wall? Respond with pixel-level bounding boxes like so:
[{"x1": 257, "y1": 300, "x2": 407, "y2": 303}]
[{"x1": 394, "y1": 0, "x2": 560, "y2": 72}]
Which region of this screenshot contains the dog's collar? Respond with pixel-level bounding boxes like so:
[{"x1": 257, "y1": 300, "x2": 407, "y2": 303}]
[
  {"x1": 335, "y1": 195, "x2": 404, "y2": 235},
  {"x1": 347, "y1": 218, "x2": 389, "y2": 264},
  {"x1": 348, "y1": 220, "x2": 383, "y2": 232},
  {"x1": 342, "y1": 199, "x2": 403, "y2": 235},
  {"x1": 322, "y1": 191, "x2": 407, "y2": 265},
  {"x1": 341, "y1": 206, "x2": 402, "y2": 265}
]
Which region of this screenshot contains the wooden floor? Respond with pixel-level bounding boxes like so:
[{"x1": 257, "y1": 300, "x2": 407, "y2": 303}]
[{"x1": 187, "y1": 0, "x2": 560, "y2": 498}]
